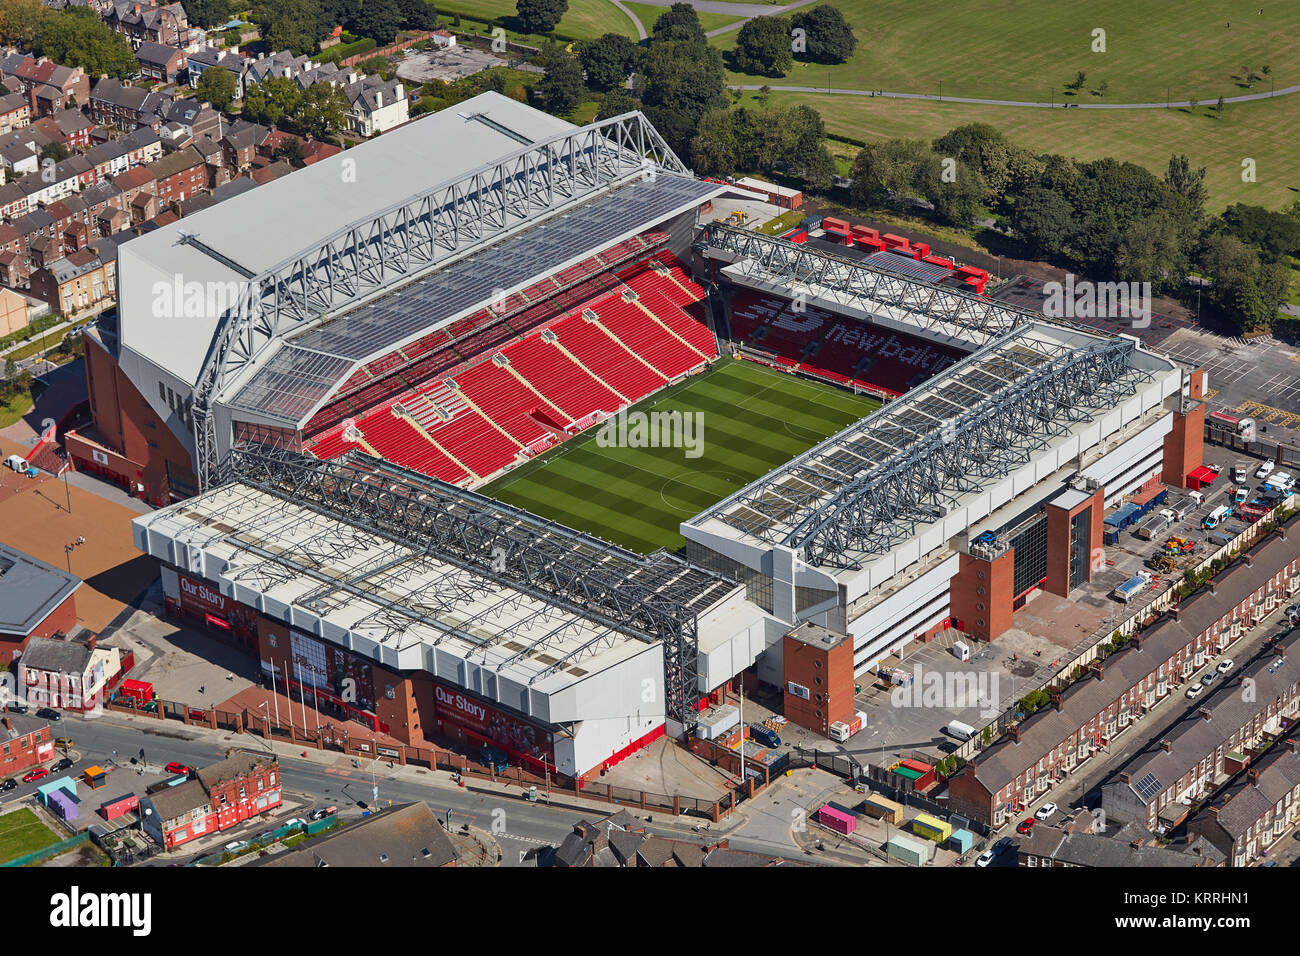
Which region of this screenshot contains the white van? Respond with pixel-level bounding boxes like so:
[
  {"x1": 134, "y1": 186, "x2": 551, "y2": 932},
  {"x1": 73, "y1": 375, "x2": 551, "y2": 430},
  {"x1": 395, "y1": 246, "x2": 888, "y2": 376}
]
[
  {"x1": 1203, "y1": 505, "x2": 1231, "y2": 529},
  {"x1": 945, "y1": 720, "x2": 976, "y2": 741},
  {"x1": 1268, "y1": 470, "x2": 1293, "y2": 490},
  {"x1": 1188, "y1": 490, "x2": 1205, "y2": 507},
  {"x1": 3, "y1": 454, "x2": 29, "y2": 473},
  {"x1": 1256, "y1": 461, "x2": 1276, "y2": 479}
]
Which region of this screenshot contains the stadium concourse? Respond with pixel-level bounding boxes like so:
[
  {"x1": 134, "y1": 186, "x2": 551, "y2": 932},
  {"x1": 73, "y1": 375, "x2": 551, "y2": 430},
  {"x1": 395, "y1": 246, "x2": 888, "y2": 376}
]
[{"x1": 99, "y1": 92, "x2": 1211, "y2": 775}]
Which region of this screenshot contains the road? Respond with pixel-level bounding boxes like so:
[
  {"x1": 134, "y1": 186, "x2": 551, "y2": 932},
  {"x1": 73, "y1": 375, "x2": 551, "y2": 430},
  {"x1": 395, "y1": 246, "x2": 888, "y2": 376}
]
[{"x1": 1, "y1": 712, "x2": 762, "y2": 867}]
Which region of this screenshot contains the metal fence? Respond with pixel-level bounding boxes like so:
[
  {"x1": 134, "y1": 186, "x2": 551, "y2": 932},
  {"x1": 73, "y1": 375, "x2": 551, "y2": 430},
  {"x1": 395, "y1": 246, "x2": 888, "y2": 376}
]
[{"x1": 2, "y1": 832, "x2": 89, "y2": 868}]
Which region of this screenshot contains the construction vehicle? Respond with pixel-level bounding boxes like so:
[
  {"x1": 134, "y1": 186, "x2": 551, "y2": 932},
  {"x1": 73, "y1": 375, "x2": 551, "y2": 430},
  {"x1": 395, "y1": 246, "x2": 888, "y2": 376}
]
[
  {"x1": 1147, "y1": 553, "x2": 1177, "y2": 573},
  {"x1": 1164, "y1": 537, "x2": 1196, "y2": 556}
]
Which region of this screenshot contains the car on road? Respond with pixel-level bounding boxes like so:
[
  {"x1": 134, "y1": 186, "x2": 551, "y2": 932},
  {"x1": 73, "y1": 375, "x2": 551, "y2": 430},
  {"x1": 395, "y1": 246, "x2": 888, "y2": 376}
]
[
  {"x1": 975, "y1": 849, "x2": 996, "y2": 867},
  {"x1": 1017, "y1": 818, "x2": 1035, "y2": 834},
  {"x1": 1201, "y1": 671, "x2": 1219, "y2": 687},
  {"x1": 311, "y1": 806, "x2": 338, "y2": 820},
  {"x1": 1186, "y1": 684, "x2": 1205, "y2": 700},
  {"x1": 1216, "y1": 659, "x2": 1235, "y2": 674},
  {"x1": 22, "y1": 768, "x2": 47, "y2": 782},
  {"x1": 52, "y1": 757, "x2": 74, "y2": 772},
  {"x1": 223, "y1": 841, "x2": 248, "y2": 853},
  {"x1": 5, "y1": 702, "x2": 27, "y2": 715},
  {"x1": 0, "y1": 779, "x2": 16, "y2": 793},
  {"x1": 54, "y1": 737, "x2": 73, "y2": 749},
  {"x1": 165, "y1": 762, "x2": 192, "y2": 776},
  {"x1": 35, "y1": 708, "x2": 60, "y2": 721},
  {"x1": 1035, "y1": 803, "x2": 1058, "y2": 821},
  {"x1": 282, "y1": 818, "x2": 307, "y2": 831}
]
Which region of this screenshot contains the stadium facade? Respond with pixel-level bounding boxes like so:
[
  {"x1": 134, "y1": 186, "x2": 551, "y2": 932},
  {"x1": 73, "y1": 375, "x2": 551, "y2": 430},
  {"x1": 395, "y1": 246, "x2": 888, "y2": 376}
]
[{"x1": 108, "y1": 94, "x2": 1207, "y2": 774}]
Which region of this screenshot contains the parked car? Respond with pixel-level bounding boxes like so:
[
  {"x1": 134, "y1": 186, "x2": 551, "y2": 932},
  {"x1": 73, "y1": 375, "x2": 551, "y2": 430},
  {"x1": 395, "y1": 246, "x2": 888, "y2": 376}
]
[
  {"x1": 223, "y1": 841, "x2": 248, "y2": 853},
  {"x1": 1201, "y1": 671, "x2": 1219, "y2": 687},
  {"x1": 311, "y1": 806, "x2": 338, "y2": 820},
  {"x1": 975, "y1": 849, "x2": 996, "y2": 867},
  {"x1": 52, "y1": 757, "x2": 73, "y2": 772},
  {"x1": 0, "y1": 779, "x2": 16, "y2": 792},
  {"x1": 22, "y1": 768, "x2": 47, "y2": 783},
  {"x1": 35, "y1": 708, "x2": 60, "y2": 721},
  {"x1": 1017, "y1": 818, "x2": 1035, "y2": 834},
  {"x1": 281, "y1": 818, "x2": 307, "y2": 831},
  {"x1": 1216, "y1": 659, "x2": 1235, "y2": 674},
  {"x1": 5, "y1": 702, "x2": 27, "y2": 715},
  {"x1": 1035, "y1": 802, "x2": 1058, "y2": 821},
  {"x1": 54, "y1": 737, "x2": 73, "y2": 749},
  {"x1": 165, "y1": 762, "x2": 192, "y2": 776},
  {"x1": 1186, "y1": 684, "x2": 1205, "y2": 700}
]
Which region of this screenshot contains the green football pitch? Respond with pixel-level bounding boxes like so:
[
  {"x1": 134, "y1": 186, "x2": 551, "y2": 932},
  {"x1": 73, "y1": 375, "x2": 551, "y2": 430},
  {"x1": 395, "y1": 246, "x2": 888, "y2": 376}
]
[{"x1": 483, "y1": 359, "x2": 880, "y2": 553}]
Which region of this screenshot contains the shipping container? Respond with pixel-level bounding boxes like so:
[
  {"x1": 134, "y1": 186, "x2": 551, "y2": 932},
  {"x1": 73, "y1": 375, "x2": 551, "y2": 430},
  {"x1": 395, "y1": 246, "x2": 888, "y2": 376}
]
[
  {"x1": 850, "y1": 225, "x2": 879, "y2": 241},
  {"x1": 948, "y1": 828, "x2": 975, "y2": 853},
  {"x1": 822, "y1": 216, "x2": 850, "y2": 235},
  {"x1": 912, "y1": 241, "x2": 930, "y2": 258},
  {"x1": 911, "y1": 813, "x2": 952, "y2": 842},
  {"x1": 881, "y1": 233, "x2": 910, "y2": 250},
  {"x1": 818, "y1": 804, "x2": 856, "y2": 835},
  {"x1": 887, "y1": 834, "x2": 930, "y2": 866},
  {"x1": 860, "y1": 794, "x2": 904, "y2": 825},
  {"x1": 1104, "y1": 502, "x2": 1140, "y2": 529}
]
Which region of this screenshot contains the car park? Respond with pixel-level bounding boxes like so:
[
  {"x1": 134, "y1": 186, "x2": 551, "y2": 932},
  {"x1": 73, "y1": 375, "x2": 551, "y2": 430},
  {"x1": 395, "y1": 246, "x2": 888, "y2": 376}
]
[
  {"x1": 1217, "y1": 659, "x2": 1234, "y2": 674},
  {"x1": 1186, "y1": 684, "x2": 1205, "y2": 700},
  {"x1": 1035, "y1": 802, "x2": 1058, "y2": 820},
  {"x1": 1017, "y1": 818, "x2": 1035, "y2": 834},
  {"x1": 23, "y1": 768, "x2": 47, "y2": 783}
]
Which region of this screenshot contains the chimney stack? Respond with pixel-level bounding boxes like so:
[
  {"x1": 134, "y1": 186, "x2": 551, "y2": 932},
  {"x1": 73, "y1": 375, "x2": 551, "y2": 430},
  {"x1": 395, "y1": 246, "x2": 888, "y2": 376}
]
[
  {"x1": 1247, "y1": 769, "x2": 1260, "y2": 785},
  {"x1": 1199, "y1": 707, "x2": 1212, "y2": 722},
  {"x1": 1159, "y1": 739, "x2": 1172, "y2": 753},
  {"x1": 1008, "y1": 725, "x2": 1021, "y2": 744},
  {"x1": 1090, "y1": 660, "x2": 1104, "y2": 682},
  {"x1": 1050, "y1": 691, "x2": 1063, "y2": 712}
]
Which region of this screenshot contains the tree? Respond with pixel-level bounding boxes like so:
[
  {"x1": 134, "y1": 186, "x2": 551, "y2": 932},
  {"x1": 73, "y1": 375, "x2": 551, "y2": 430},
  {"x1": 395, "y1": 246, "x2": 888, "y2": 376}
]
[
  {"x1": 195, "y1": 65, "x2": 237, "y2": 110},
  {"x1": 533, "y1": 50, "x2": 584, "y2": 116},
  {"x1": 1188, "y1": 96, "x2": 1198, "y2": 112},
  {"x1": 790, "y1": 5, "x2": 856, "y2": 64},
  {"x1": 1164, "y1": 154, "x2": 1207, "y2": 213},
  {"x1": 179, "y1": 0, "x2": 235, "y2": 29},
  {"x1": 358, "y1": 54, "x2": 394, "y2": 79},
  {"x1": 30, "y1": 6, "x2": 136, "y2": 79},
  {"x1": 1098, "y1": 79, "x2": 1109, "y2": 97},
  {"x1": 1068, "y1": 70, "x2": 1086, "y2": 91},
  {"x1": 3, "y1": 359, "x2": 15, "y2": 383},
  {"x1": 635, "y1": 37, "x2": 726, "y2": 159},
  {"x1": 515, "y1": 0, "x2": 567, "y2": 34},
  {"x1": 1219, "y1": 203, "x2": 1300, "y2": 262},
  {"x1": 356, "y1": 0, "x2": 403, "y2": 45},
  {"x1": 733, "y1": 16, "x2": 792, "y2": 77},
  {"x1": 39, "y1": 141, "x2": 70, "y2": 164},
  {"x1": 397, "y1": 0, "x2": 437, "y2": 32},
  {"x1": 274, "y1": 136, "x2": 306, "y2": 167},
  {"x1": 289, "y1": 80, "x2": 349, "y2": 137},
  {"x1": 577, "y1": 32, "x2": 637, "y2": 93},
  {"x1": 1214, "y1": 95, "x2": 1225, "y2": 118},
  {"x1": 254, "y1": 0, "x2": 320, "y2": 55},
  {"x1": 650, "y1": 2, "x2": 704, "y2": 44},
  {"x1": 1010, "y1": 185, "x2": 1076, "y2": 257},
  {"x1": 595, "y1": 87, "x2": 639, "y2": 120},
  {"x1": 241, "y1": 75, "x2": 302, "y2": 126},
  {"x1": 849, "y1": 138, "x2": 936, "y2": 208}
]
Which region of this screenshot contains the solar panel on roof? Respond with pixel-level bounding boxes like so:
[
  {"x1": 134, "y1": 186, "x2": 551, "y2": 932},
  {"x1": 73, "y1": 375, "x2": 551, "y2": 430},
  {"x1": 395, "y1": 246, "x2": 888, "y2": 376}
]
[{"x1": 1135, "y1": 772, "x2": 1162, "y2": 801}]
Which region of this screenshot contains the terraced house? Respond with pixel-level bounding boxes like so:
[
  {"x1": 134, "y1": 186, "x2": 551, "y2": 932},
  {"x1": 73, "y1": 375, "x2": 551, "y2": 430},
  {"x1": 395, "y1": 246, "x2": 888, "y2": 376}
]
[
  {"x1": 948, "y1": 519, "x2": 1300, "y2": 827},
  {"x1": 1186, "y1": 739, "x2": 1300, "y2": 866}
]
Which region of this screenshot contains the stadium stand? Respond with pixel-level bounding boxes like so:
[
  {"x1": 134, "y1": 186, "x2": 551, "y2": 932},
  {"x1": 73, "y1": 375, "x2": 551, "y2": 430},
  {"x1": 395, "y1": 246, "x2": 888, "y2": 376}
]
[
  {"x1": 301, "y1": 240, "x2": 718, "y2": 484},
  {"x1": 728, "y1": 289, "x2": 964, "y2": 397}
]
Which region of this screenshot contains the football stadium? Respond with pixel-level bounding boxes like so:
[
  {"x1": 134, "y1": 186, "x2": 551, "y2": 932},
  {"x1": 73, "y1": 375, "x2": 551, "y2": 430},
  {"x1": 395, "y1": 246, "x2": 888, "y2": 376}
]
[{"x1": 108, "y1": 93, "x2": 1207, "y2": 781}]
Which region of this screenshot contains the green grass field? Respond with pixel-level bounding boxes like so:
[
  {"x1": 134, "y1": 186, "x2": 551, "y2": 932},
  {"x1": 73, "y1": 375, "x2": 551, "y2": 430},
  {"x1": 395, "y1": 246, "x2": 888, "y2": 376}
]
[
  {"x1": 484, "y1": 359, "x2": 879, "y2": 553},
  {"x1": 0, "y1": 808, "x2": 61, "y2": 864},
  {"x1": 438, "y1": 0, "x2": 637, "y2": 41},
  {"x1": 743, "y1": 88, "x2": 1300, "y2": 212},
  {"x1": 622, "y1": 2, "x2": 744, "y2": 36},
  {"x1": 718, "y1": 0, "x2": 1300, "y2": 104}
]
